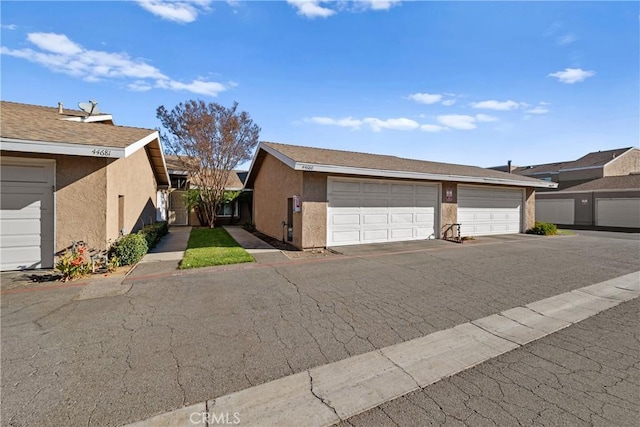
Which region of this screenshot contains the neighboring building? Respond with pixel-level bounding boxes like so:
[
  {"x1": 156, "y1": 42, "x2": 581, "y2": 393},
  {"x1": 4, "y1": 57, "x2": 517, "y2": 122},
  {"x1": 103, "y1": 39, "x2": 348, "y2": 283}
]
[
  {"x1": 245, "y1": 142, "x2": 556, "y2": 249},
  {"x1": 0, "y1": 101, "x2": 170, "y2": 271},
  {"x1": 536, "y1": 174, "x2": 640, "y2": 230},
  {"x1": 490, "y1": 147, "x2": 640, "y2": 191},
  {"x1": 164, "y1": 155, "x2": 251, "y2": 226}
]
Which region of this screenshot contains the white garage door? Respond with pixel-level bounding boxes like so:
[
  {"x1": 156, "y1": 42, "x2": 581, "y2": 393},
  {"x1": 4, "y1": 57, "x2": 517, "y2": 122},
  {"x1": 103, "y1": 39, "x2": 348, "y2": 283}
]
[
  {"x1": 458, "y1": 186, "x2": 522, "y2": 236},
  {"x1": 596, "y1": 198, "x2": 640, "y2": 228},
  {"x1": 327, "y1": 177, "x2": 438, "y2": 246},
  {"x1": 0, "y1": 158, "x2": 55, "y2": 270},
  {"x1": 536, "y1": 199, "x2": 574, "y2": 225}
]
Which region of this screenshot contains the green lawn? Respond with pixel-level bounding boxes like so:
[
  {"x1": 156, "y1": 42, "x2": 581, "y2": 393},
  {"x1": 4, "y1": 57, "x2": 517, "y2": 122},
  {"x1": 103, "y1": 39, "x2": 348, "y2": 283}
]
[{"x1": 179, "y1": 228, "x2": 254, "y2": 269}]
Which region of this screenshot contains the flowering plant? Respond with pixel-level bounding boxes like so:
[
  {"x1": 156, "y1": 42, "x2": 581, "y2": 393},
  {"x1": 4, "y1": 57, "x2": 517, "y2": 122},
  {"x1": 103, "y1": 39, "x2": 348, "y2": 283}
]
[{"x1": 56, "y1": 242, "x2": 91, "y2": 281}]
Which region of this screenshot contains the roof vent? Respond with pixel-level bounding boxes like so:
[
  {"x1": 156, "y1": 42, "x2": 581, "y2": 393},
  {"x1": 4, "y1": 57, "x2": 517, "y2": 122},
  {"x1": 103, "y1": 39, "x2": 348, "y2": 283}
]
[{"x1": 58, "y1": 102, "x2": 63, "y2": 114}]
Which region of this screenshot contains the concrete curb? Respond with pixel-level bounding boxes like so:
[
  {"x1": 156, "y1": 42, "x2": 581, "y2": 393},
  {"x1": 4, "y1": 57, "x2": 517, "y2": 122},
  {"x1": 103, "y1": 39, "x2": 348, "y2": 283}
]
[{"x1": 124, "y1": 271, "x2": 639, "y2": 427}]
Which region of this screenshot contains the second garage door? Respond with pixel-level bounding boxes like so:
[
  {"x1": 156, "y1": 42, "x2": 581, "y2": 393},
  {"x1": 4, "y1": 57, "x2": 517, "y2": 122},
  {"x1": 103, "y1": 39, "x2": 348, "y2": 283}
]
[
  {"x1": 327, "y1": 177, "x2": 439, "y2": 246},
  {"x1": 458, "y1": 186, "x2": 522, "y2": 236},
  {"x1": 0, "y1": 158, "x2": 55, "y2": 270}
]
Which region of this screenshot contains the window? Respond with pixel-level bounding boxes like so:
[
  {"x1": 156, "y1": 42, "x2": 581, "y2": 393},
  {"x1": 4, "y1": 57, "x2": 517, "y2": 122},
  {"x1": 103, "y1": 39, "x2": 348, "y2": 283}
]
[
  {"x1": 541, "y1": 177, "x2": 553, "y2": 182},
  {"x1": 217, "y1": 201, "x2": 237, "y2": 217}
]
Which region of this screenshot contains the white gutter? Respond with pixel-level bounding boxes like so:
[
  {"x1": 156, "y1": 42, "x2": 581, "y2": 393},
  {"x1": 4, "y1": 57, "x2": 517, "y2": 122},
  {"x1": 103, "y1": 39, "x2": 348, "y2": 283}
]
[
  {"x1": 293, "y1": 162, "x2": 558, "y2": 189},
  {"x1": 1, "y1": 137, "x2": 125, "y2": 158}
]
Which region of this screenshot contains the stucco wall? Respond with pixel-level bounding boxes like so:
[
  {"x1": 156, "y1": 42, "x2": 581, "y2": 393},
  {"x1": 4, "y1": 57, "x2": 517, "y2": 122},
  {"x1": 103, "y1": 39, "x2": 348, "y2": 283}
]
[
  {"x1": 605, "y1": 149, "x2": 640, "y2": 176},
  {"x1": 440, "y1": 182, "x2": 457, "y2": 238},
  {"x1": 253, "y1": 154, "x2": 303, "y2": 247},
  {"x1": 524, "y1": 188, "x2": 535, "y2": 230},
  {"x1": 106, "y1": 146, "x2": 158, "y2": 244},
  {"x1": 302, "y1": 172, "x2": 327, "y2": 248}
]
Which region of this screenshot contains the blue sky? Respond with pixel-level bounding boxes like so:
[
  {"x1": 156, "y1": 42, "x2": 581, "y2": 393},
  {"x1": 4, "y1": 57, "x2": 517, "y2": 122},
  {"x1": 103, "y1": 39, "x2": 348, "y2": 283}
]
[{"x1": 1, "y1": 1, "x2": 638, "y2": 169}]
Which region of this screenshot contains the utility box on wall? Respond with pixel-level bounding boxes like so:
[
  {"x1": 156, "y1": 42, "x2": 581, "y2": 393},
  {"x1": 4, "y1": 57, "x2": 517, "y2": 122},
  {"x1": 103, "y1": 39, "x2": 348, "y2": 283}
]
[{"x1": 293, "y1": 195, "x2": 301, "y2": 212}]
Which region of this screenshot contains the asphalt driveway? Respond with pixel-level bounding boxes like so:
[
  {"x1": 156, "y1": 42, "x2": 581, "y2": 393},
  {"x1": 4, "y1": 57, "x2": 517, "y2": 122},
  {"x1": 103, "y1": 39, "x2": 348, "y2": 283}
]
[{"x1": 2, "y1": 233, "x2": 639, "y2": 426}]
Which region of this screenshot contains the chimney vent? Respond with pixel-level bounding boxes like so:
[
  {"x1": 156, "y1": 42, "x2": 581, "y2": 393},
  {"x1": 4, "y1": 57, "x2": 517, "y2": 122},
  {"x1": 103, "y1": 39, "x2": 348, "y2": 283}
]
[
  {"x1": 507, "y1": 160, "x2": 512, "y2": 173},
  {"x1": 58, "y1": 102, "x2": 63, "y2": 114}
]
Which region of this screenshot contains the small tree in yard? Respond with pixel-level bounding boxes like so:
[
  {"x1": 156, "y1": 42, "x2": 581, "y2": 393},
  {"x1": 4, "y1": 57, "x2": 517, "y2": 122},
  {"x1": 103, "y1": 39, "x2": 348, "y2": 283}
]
[{"x1": 157, "y1": 100, "x2": 260, "y2": 227}]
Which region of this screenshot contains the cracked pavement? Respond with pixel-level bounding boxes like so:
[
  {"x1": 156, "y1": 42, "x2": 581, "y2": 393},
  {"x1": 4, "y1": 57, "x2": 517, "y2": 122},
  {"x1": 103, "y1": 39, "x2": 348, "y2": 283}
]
[
  {"x1": 1, "y1": 233, "x2": 639, "y2": 426},
  {"x1": 339, "y1": 297, "x2": 640, "y2": 427}
]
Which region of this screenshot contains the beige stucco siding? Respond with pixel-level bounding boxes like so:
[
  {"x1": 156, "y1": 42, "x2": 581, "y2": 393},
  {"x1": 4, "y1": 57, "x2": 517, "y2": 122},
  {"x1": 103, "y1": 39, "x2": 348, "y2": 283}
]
[
  {"x1": 302, "y1": 172, "x2": 327, "y2": 248},
  {"x1": 605, "y1": 149, "x2": 640, "y2": 176},
  {"x1": 106, "y1": 147, "x2": 158, "y2": 243},
  {"x1": 0, "y1": 151, "x2": 109, "y2": 252},
  {"x1": 440, "y1": 182, "x2": 457, "y2": 238},
  {"x1": 253, "y1": 154, "x2": 303, "y2": 247},
  {"x1": 524, "y1": 188, "x2": 535, "y2": 230}
]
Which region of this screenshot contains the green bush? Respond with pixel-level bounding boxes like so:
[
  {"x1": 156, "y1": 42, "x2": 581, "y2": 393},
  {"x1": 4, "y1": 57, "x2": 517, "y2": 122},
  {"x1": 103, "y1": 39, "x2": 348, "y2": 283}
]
[
  {"x1": 138, "y1": 221, "x2": 169, "y2": 249},
  {"x1": 526, "y1": 221, "x2": 558, "y2": 236},
  {"x1": 109, "y1": 233, "x2": 148, "y2": 266}
]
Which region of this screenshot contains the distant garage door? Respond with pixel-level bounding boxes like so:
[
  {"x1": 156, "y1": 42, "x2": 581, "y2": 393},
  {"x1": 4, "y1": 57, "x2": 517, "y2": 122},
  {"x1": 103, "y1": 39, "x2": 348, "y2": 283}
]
[
  {"x1": 0, "y1": 158, "x2": 55, "y2": 270},
  {"x1": 536, "y1": 199, "x2": 574, "y2": 225},
  {"x1": 327, "y1": 177, "x2": 438, "y2": 246},
  {"x1": 458, "y1": 186, "x2": 522, "y2": 236},
  {"x1": 595, "y1": 198, "x2": 640, "y2": 228}
]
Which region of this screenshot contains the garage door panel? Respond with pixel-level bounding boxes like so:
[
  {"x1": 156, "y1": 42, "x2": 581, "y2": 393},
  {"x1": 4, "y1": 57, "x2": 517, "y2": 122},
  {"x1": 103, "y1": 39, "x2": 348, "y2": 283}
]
[
  {"x1": 327, "y1": 178, "x2": 439, "y2": 246},
  {"x1": 1, "y1": 160, "x2": 55, "y2": 270},
  {"x1": 390, "y1": 213, "x2": 413, "y2": 224},
  {"x1": 596, "y1": 199, "x2": 640, "y2": 228},
  {"x1": 536, "y1": 199, "x2": 574, "y2": 224},
  {"x1": 458, "y1": 186, "x2": 522, "y2": 237},
  {"x1": 363, "y1": 213, "x2": 388, "y2": 224},
  {"x1": 363, "y1": 183, "x2": 389, "y2": 194},
  {"x1": 363, "y1": 229, "x2": 388, "y2": 242},
  {"x1": 391, "y1": 184, "x2": 414, "y2": 195},
  {"x1": 331, "y1": 181, "x2": 360, "y2": 193},
  {"x1": 332, "y1": 214, "x2": 360, "y2": 225}
]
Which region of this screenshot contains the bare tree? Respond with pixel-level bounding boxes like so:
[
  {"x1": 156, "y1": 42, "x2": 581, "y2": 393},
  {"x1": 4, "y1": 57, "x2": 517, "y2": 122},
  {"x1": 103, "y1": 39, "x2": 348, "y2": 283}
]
[{"x1": 157, "y1": 100, "x2": 260, "y2": 227}]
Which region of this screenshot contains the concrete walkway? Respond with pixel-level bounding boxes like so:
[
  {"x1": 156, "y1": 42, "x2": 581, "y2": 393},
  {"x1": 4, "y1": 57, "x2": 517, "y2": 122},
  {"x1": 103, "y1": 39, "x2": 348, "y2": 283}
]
[
  {"x1": 223, "y1": 226, "x2": 289, "y2": 263},
  {"x1": 139, "y1": 226, "x2": 192, "y2": 263},
  {"x1": 126, "y1": 271, "x2": 639, "y2": 427}
]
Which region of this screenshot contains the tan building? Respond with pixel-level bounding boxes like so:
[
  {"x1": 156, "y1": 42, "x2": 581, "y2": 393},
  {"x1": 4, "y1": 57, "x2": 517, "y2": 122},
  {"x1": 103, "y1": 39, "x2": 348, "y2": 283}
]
[
  {"x1": 245, "y1": 142, "x2": 556, "y2": 249},
  {"x1": 0, "y1": 101, "x2": 170, "y2": 271},
  {"x1": 491, "y1": 147, "x2": 640, "y2": 191}
]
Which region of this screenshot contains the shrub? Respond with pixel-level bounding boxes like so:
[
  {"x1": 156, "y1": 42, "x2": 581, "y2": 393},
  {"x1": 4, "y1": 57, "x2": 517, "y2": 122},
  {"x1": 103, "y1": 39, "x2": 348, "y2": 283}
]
[
  {"x1": 138, "y1": 221, "x2": 169, "y2": 250},
  {"x1": 526, "y1": 221, "x2": 557, "y2": 236},
  {"x1": 108, "y1": 233, "x2": 148, "y2": 266},
  {"x1": 56, "y1": 242, "x2": 91, "y2": 281}
]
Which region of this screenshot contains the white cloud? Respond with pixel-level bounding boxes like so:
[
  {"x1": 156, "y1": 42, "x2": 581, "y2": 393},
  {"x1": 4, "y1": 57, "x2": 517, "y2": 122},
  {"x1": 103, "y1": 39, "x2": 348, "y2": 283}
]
[
  {"x1": 287, "y1": 0, "x2": 335, "y2": 18},
  {"x1": 135, "y1": 0, "x2": 212, "y2": 24},
  {"x1": 408, "y1": 92, "x2": 442, "y2": 104},
  {"x1": 305, "y1": 116, "x2": 362, "y2": 129},
  {"x1": 287, "y1": 0, "x2": 401, "y2": 18},
  {"x1": 548, "y1": 67, "x2": 595, "y2": 84},
  {"x1": 436, "y1": 114, "x2": 498, "y2": 130},
  {"x1": 470, "y1": 100, "x2": 521, "y2": 111},
  {"x1": 1, "y1": 24, "x2": 17, "y2": 30},
  {"x1": 441, "y1": 99, "x2": 456, "y2": 106},
  {"x1": 355, "y1": 0, "x2": 402, "y2": 11},
  {"x1": 525, "y1": 106, "x2": 549, "y2": 115},
  {"x1": 420, "y1": 124, "x2": 447, "y2": 133},
  {"x1": 27, "y1": 32, "x2": 83, "y2": 55},
  {"x1": 436, "y1": 114, "x2": 477, "y2": 130},
  {"x1": 1, "y1": 32, "x2": 230, "y2": 97},
  {"x1": 475, "y1": 114, "x2": 498, "y2": 122},
  {"x1": 557, "y1": 33, "x2": 577, "y2": 46},
  {"x1": 363, "y1": 117, "x2": 419, "y2": 132}
]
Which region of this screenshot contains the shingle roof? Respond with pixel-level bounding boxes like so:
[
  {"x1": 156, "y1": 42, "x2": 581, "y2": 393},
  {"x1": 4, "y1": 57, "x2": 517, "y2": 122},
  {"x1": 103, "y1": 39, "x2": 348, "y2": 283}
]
[
  {"x1": 558, "y1": 175, "x2": 640, "y2": 192},
  {"x1": 1, "y1": 101, "x2": 154, "y2": 148},
  {"x1": 164, "y1": 154, "x2": 245, "y2": 189},
  {"x1": 514, "y1": 161, "x2": 568, "y2": 175},
  {"x1": 259, "y1": 142, "x2": 549, "y2": 186},
  {"x1": 566, "y1": 147, "x2": 633, "y2": 169}
]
